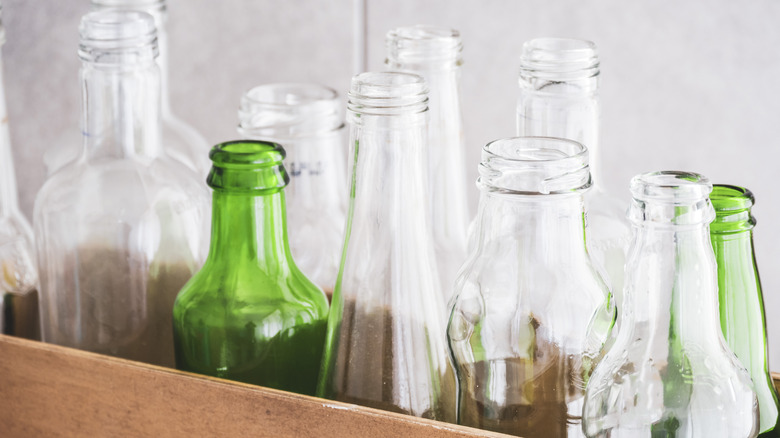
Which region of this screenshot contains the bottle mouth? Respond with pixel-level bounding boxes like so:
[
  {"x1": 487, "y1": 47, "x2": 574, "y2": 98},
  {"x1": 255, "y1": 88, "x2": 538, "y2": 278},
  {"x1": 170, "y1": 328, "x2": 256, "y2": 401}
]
[
  {"x1": 710, "y1": 184, "x2": 756, "y2": 233},
  {"x1": 629, "y1": 171, "x2": 715, "y2": 226},
  {"x1": 208, "y1": 140, "x2": 289, "y2": 193},
  {"x1": 385, "y1": 25, "x2": 463, "y2": 68},
  {"x1": 519, "y1": 37, "x2": 599, "y2": 80},
  {"x1": 347, "y1": 71, "x2": 428, "y2": 117},
  {"x1": 78, "y1": 10, "x2": 158, "y2": 64},
  {"x1": 478, "y1": 136, "x2": 591, "y2": 195},
  {"x1": 238, "y1": 83, "x2": 343, "y2": 139},
  {"x1": 91, "y1": 0, "x2": 167, "y2": 22}
]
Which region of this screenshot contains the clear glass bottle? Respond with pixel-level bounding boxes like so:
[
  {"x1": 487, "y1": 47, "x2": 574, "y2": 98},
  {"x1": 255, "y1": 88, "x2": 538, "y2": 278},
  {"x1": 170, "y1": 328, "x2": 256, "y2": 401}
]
[
  {"x1": 710, "y1": 185, "x2": 780, "y2": 437},
  {"x1": 448, "y1": 137, "x2": 615, "y2": 437},
  {"x1": 34, "y1": 10, "x2": 209, "y2": 367},
  {"x1": 517, "y1": 38, "x2": 631, "y2": 307},
  {"x1": 173, "y1": 140, "x2": 329, "y2": 395},
  {"x1": 45, "y1": 0, "x2": 211, "y2": 177},
  {"x1": 386, "y1": 26, "x2": 470, "y2": 303},
  {"x1": 238, "y1": 84, "x2": 346, "y2": 295},
  {"x1": 0, "y1": 4, "x2": 39, "y2": 340},
  {"x1": 317, "y1": 72, "x2": 456, "y2": 421},
  {"x1": 583, "y1": 172, "x2": 758, "y2": 438}
]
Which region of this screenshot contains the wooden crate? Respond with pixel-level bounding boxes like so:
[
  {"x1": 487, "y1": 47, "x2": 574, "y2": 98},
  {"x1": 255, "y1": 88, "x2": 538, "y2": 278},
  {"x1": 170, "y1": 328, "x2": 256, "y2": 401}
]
[{"x1": 1, "y1": 334, "x2": 777, "y2": 437}]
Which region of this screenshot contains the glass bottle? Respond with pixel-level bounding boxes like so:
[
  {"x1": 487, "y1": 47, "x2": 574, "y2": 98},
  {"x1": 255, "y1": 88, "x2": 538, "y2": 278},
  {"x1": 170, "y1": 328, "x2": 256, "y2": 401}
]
[
  {"x1": 710, "y1": 184, "x2": 780, "y2": 437},
  {"x1": 448, "y1": 137, "x2": 615, "y2": 437},
  {"x1": 317, "y1": 72, "x2": 456, "y2": 421},
  {"x1": 583, "y1": 171, "x2": 758, "y2": 438},
  {"x1": 386, "y1": 26, "x2": 470, "y2": 303},
  {"x1": 517, "y1": 38, "x2": 631, "y2": 309},
  {"x1": 34, "y1": 10, "x2": 208, "y2": 367},
  {"x1": 0, "y1": 4, "x2": 39, "y2": 340},
  {"x1": 45, "y1": 0, "x2": 211, "y2": 177},
  {"x1": 173, "y1": 140, "x2": 329, "y2": 396},
  {"x1": 238, "y1": 84, "x2": 346, "y2": 296}
]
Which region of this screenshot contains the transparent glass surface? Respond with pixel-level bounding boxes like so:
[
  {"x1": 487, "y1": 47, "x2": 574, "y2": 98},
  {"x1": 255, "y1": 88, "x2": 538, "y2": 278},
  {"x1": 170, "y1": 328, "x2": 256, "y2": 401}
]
[
  {"x1": 46, "y1": 0, "x2": 211, "y2": 178},
  {"x1": 0, "y1": 7, "x2": 39, "y2": 340},
  {"x1": 238, "y1": 83, "x2": 346, "y2": 296},
  {"x1": 386, "y1": 26, "x2": 470, "y2": 304},
  {"x1": 583, "y1": 172, "x2": 758, "y2": 438},
  {"x1": 710, "y1": 185, "x2": 780, "y2": 437},
  {"x1": 448, "y1": 137, "x2": 614, "y2": 437},
  {"x1": 317, "y1": 72, "x2": 456, "y2": 421},
  {"x1": 517, "y1": 38, "x2": 631, "y2": 313},
  {"x1": 34, "y1": 11, "x2": 209, "y2": 367},
  {"x1": 173, "y1": 141, "x2": 329, "y2": 395}
]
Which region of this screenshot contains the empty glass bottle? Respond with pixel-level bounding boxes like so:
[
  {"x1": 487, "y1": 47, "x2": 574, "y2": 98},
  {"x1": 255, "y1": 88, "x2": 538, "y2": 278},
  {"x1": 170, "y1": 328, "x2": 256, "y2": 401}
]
[
  {"x1": 46, "y1": 0, "x2": 211, "y2": 177},
  {"x1": 238, "y1": 84, "x2": 346, "y2": 295},
  {"x1": 34, "y1": 10, "x2": 208, "y2": 367},
  {"x1": 583, "y1": 171, "x2": 757, "y2": 438},
  {"x1": 386, "y1": 26, "x2": 470, "y2": 303},
  {"x1": 173, "y1": 140, "x2": 329, "y2": 395},
  {"x1": 318, "y1": 72, "x2": 456, "y2": 421},
  {"x1": 710, "y1": 184, "x2": 779, "y2": 437},
  {"x1": 517, "y1": 38, "x2": 631, "y2": 307},
  {"x1": 448, "y1": 137, "x2": 615, "y2": 437},
  {"x1": 0, "y1": 4, "x2": 39, "y2": 340}
]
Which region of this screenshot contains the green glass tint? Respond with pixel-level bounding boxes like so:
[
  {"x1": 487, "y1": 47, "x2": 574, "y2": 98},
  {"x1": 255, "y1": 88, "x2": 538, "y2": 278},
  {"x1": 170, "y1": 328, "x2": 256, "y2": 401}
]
[
  {"x1": 711, "y1": 184, "x2": 780, "y2": 437},
  {"x1": 173, "y1": 140, "x2": 329, "y2": 395}
]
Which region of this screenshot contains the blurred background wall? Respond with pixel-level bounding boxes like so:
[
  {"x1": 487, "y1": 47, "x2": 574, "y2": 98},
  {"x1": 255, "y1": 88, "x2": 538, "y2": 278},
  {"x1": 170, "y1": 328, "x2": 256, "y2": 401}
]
[{"x1": 5, "y1": 0, "x2": 780, "y2": 363}]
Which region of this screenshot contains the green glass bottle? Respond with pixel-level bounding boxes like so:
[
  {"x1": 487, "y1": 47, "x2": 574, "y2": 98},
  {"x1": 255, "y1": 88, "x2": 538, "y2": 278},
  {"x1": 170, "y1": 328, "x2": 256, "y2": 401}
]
[
  {"x1": 173, "y1": 140, "x2": 329, "y2": 396},
  {"x1": 711, "y1": 184, "x2": 780, "y2": 437}
]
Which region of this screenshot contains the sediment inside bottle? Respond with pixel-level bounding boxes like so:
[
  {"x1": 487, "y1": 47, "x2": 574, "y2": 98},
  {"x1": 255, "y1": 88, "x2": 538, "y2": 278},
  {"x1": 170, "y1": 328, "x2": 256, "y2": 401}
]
[{"x1": 2, "y1": 288, "x2": 40, "y2": 340}]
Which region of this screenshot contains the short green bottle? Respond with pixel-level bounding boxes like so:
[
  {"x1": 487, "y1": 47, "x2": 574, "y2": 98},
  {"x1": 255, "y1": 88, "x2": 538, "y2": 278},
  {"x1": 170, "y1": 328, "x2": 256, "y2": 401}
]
[
  {"x1": 173, "y1": 140, "x2": 329, "y2": 396},
  {"x1": 711, "y1": 184, "x2": 780, "y2": 437}
]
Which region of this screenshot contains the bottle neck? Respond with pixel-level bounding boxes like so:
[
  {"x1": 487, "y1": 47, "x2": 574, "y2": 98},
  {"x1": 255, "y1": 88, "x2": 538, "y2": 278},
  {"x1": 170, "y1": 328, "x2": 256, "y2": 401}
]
[
  {"x1": 472, "y1": 192, "x2": 589, "y2": 261},
  {"x1": 624, "y1": 223, "x2": 721, "y2": 343},
  {"x1": 81, "y1": 60, "x2": 162, "y2": 161},
  {"x1": 206, "y1": 189, "x2": 293, "y2": 270},
  {"x1": 0, "y1": 49, "x2": 20, "y2": 216},
  {"x1": 157, "y1": 19, "x2": 172, "y2": 116}
]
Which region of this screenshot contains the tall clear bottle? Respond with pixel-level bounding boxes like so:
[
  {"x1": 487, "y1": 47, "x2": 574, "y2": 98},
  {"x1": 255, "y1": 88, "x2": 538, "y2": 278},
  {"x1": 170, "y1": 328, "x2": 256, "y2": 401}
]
[
  {"x1": 238, "y1": 84, "x2": 346, "y2": 295},
  {"x1": 448, "y1": 137, "x2": 615, "y2": 437},
  {"x1": 317, "y1": 72, "x2": 456, "y2": 421},
  {"x1": 34, "y1": 10, "x2": 208, "y2": 367},
  {"x1": 517, "y1": 38, "x2": 631, "y2": 307},
  {"x1": 0, "y1": 4, "x2": 38, "y2": 340},
  {"x1": 583, "y1": 172, "x2": 757, "y2": 437},
  {"x1": 386, "y1": 26, "x2": 470, "y2": 303},
  {"x1": 45, "y1": 0, "x2": 211, "y2": 177},
  {"x1": 710, "y1": 185, "x2": 780, "y2": 437}
]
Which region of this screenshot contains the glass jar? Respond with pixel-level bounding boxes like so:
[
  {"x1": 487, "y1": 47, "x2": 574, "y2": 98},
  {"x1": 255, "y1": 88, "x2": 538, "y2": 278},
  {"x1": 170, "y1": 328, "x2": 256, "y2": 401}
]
[
  {"x1": 238, "y1": 83, "x2": 346, "y2": 295},
  {"x1": 0, "y1": 4, "x2": 38, "y2": 340},
  {"x1": 517, "y1": 38, "x2": 631, "y2": 310},
  {"x1": 448, "y1": 137, "x2": 614, "y2": 437},
  {"x1": 583, "y1": 172, "x2": 758, "y2": 437},
  {"x1": 386, "y1": 26, "x2": 470, "y2": 303},
  {"x1": 34, "y1": 10, "x2": 209, "y2": 367},
  {"x1": 317, "y1": 72, "x2": 456, "y2": 421}
]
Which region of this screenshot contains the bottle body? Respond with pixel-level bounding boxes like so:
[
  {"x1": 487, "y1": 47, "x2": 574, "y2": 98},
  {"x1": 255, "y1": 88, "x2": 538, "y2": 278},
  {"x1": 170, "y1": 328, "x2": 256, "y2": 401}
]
[
  {"x1": 318, "y1": 72, "x2": 455, "y2": 421},
  {"x1": 449, "y1": 137, "x2": 614, "y2": 437},
  {"x1": 238, "y1": 83, "x2": 347, "y2": 295},
  {"x1": 583, "y1": 172, "x2": 757, "y2": 438},
  {"x1": 34, "y1": 11, "x2": 208, "y2": 367},
  {"x1": 173, "y1": 141, "x2": 328, "y2": 395},
  {"x1": 386, "y1": 26, "x2": 470, "y2": 303},
  {"x1": 517, "y1": 38, "x2": 631, "y2": 304},
  {"x1": 710, "y1": 185, "x2": 780, "y2": 437}
]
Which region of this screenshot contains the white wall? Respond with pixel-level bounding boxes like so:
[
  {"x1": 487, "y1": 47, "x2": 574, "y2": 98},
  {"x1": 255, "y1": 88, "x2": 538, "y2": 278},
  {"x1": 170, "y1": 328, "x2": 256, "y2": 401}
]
[{"x1": 5, "y1": 0, "x2": 780, "y2": 365}]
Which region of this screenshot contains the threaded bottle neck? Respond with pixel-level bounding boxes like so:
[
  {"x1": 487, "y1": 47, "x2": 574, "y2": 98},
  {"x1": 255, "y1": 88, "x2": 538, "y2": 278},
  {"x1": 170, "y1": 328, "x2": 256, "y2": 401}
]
[
  {"x1": 78, "y1": 10, "x2": 158, "y2": 66},
  {"x1": 346, "y1": 71, "x2": 428, "y2": 125},
  {"x1": 519, "y1": 37, "x2": 599, "y2": 82},
  {"x1": 385, "y1": 25, "x2": 462, "y2": 70},
  {"x1": 628, "y1": 171, "x2": 715, "y2": 227}
]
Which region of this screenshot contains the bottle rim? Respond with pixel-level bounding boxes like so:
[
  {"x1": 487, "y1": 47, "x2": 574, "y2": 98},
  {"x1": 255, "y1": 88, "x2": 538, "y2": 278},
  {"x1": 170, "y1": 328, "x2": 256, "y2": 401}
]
[
  {"x1": 519, "y1": 37, "x2": 599, "y2": 80},
  {"x1": 710, "y1": 184, "x2": 756, "y2": 233},
  {"x1": 347, "y1": 71, "x2": 428, "y2": 117},
  {"x1": 478, "y1": 136, "x2": 591, "y2": 195},
  {"x1": 238, "y1": 83, "x2": 343, "y2": 139},
  {"x1": 208, "y1": 140, "x2": 289, "y2": 193},
  {"x1": 630, "y1": 171, "x2": 712, "y2": 204},
  {"x1": 385, "y1": 25, "x2": 463, "y2": 68},
  {"x1": 210, "y1": 140, "x2": 286, "y2": 168},
  {"x1": 78, "y1": 10, "x2": 158, "y2": 64}
]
